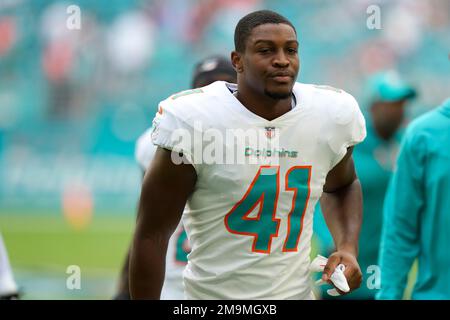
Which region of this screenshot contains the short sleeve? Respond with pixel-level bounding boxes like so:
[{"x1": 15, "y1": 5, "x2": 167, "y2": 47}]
[
  {"x1": 150, "y1": 100, "x2": 198, "y2": 169},
  {"x1": 328, "y1": 93, "x2": 367, "y2": 168}
]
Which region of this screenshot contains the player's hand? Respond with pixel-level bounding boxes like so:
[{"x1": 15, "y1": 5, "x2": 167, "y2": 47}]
[{"x1": 321, "y1": 250, "x2": 362, "y2": 295}]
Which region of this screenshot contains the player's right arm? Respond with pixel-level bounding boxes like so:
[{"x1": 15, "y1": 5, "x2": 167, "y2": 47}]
[{"x1": 129, "y1": 147, "x2": 197, "y2": 299}]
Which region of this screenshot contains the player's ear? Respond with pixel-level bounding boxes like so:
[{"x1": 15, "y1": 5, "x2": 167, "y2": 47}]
[{"x1": 231, "y1": 51, "x2": 243, "y2": 73}]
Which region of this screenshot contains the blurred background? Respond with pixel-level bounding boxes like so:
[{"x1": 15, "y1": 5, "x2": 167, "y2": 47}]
[{"x1": 0, "y1": 0, "x2": 448, "y2": 299}]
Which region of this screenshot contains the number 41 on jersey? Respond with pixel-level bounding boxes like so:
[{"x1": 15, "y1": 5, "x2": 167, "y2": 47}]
[{"x1": 224, "y1": 165, "x2": 311, "y2": 254}]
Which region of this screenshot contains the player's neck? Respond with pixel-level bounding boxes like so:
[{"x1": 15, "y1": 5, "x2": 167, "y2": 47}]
[{"x1": 235, "y1": 86, "x2": 293, "y2": 121}]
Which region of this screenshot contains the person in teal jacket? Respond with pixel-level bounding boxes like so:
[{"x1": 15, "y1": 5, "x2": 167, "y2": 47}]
[
  {"x1": 377, "y1": 98, "x2": 450, "y2": 300},
  {"x1": 313, "y1": 71, "x2": 416, "y2": 299}
]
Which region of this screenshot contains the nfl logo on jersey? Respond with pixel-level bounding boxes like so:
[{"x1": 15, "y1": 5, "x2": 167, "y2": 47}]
[{"x1": 265, "y1": 126, "x2": 276, "y2": 139}]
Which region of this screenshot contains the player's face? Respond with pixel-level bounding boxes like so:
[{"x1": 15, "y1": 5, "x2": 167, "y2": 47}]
[{"x1": 239, "y1": 23, "x2": 299, "y2": 100}]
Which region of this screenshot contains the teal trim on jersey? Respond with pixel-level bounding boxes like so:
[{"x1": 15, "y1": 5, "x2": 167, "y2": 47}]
[
  {"x1": 170, "y1": 88, "x2": 203, "y2": 100},
  {"x1": 313, "y1": 114, "x2": 401, "y2": 299},
  {"x1": 377, "y1": 98, "x2": 450, "y2": 300},
  {"x1": 175, "y1": 229, "x2": 189, "y2": 263},
  {"x1": 284, "y1": 167, "x2": 310, "y2": 250},
  {"x1": 226, "y1": 167, "x2": 279, "y2": 253}
]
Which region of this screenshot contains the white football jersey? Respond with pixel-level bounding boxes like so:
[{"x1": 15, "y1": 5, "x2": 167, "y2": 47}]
[
  {"x1": 135, "y1": 129, "x2": 191, "y2": 300},
  {"x1": 151, "y1": 81, "x2": 366, "y2": 299}
]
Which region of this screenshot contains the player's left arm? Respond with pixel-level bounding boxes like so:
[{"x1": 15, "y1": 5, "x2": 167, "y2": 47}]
[{"x1": 320, "y1": 146, "x2": 363, "y2": 294}]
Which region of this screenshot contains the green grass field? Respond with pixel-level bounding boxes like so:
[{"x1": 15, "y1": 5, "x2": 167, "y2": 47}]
[
  {"x1": 0, "y1": 211, "x2": 134, "y2": 299},
  {"x1": 0, "y1": 210, "x2": 417, "y2": 300}
]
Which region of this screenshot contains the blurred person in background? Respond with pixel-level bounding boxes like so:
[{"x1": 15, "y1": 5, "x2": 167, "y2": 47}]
[
  {"x1": 114, "y1": 55, "x2": 236, "y2": 300},
  {"x1": 0, "y1": 234, "x2": 19, "y2": 299},
  {"x1": 313, "y1": 70, "x2": 417, "y2": 299},
  {"x1": 377, "y1": 95, "x2": 450, "y2": 300}
]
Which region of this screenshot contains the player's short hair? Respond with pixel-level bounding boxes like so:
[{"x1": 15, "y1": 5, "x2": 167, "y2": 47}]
[
  {"x1": 191, "y1": 55, "x2": 236, "y2": 88},
  {"x1": 234, "y1": 10, "x2": 297, "y2": 53}
]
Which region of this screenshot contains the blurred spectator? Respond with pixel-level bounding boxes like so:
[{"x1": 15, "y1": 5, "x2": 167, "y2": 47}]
[
  {"x1": 314, "y1": 70, "x2": 417, "y2": 300},
  {"x1": 378, "y1": 97, "x2": 450, "y2": 300}
]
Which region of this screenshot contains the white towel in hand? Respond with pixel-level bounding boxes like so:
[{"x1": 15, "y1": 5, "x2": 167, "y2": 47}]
[{"x1": 310, "y1": 255, "x2": 350, "y2": 296}]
